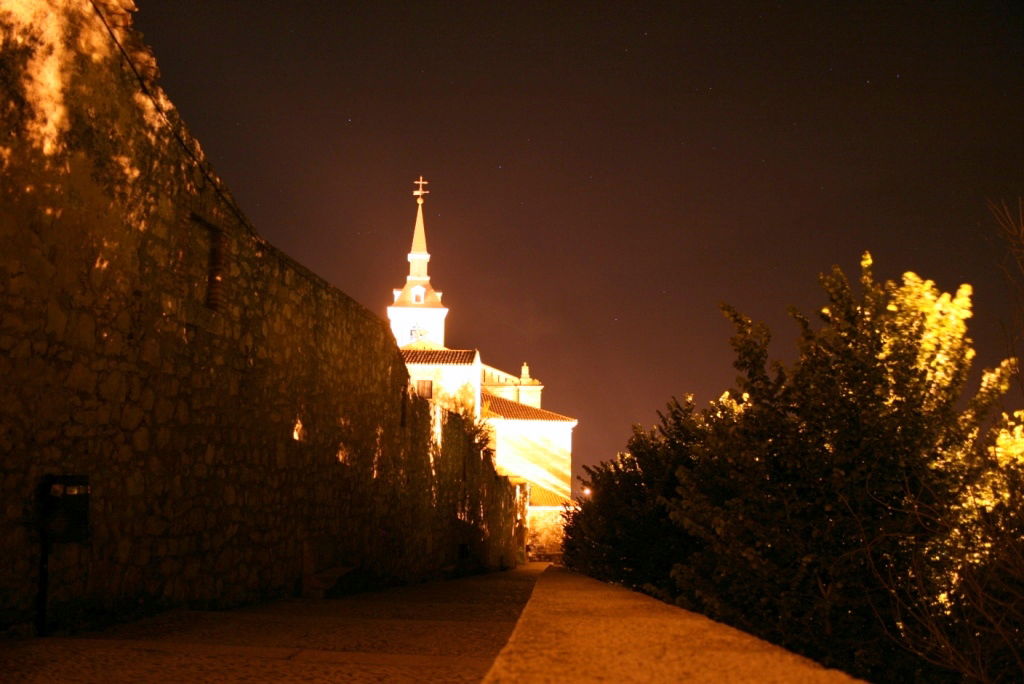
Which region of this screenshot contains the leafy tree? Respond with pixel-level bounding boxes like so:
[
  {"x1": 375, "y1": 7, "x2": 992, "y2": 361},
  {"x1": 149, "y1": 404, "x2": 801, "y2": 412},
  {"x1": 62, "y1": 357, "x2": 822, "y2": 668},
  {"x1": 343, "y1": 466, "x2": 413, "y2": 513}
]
[
  {"x1": 565, "y1": 254, "x2": 1022, "y2": 682},
  {"x1": 668, "y1": 256, "x2": 1016, "y2": 679},
  {"x1": 563, "y1": 397, "x2": 703, "y2": 600},
  {"x1": 890, "y1": 410, "x2": 1024, "y2": 681},
  {"x1": 991, "y1": 198, "x2": 1024, "y2": 401}
]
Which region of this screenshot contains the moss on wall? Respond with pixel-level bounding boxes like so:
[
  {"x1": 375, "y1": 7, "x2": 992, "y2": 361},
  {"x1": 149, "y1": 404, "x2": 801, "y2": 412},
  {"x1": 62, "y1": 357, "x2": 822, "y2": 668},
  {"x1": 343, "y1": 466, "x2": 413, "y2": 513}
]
[{"x1": 0, "y1": 0, "x2": 519, "y2": 634}]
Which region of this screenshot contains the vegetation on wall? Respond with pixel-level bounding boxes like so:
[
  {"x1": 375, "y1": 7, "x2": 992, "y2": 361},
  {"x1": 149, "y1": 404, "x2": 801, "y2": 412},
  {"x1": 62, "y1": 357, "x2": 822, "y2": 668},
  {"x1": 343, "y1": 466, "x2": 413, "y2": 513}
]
[
  {"x1": 563, "y1": 254, "x2": 1023, "y2": 682},
  {"x1": 435, "y1": 410, "x2": 522, "y2": 572}
]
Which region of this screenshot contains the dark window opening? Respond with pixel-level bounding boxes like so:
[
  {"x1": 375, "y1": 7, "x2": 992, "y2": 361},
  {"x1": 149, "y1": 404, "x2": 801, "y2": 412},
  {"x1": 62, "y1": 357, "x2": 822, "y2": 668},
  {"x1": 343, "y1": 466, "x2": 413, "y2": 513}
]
[
  {"x1": 416, "y1": 379, "x2": 433, "y2": 399},
  {"x1": 190, "y1": 213, "x2": 225, "y2": 311}
]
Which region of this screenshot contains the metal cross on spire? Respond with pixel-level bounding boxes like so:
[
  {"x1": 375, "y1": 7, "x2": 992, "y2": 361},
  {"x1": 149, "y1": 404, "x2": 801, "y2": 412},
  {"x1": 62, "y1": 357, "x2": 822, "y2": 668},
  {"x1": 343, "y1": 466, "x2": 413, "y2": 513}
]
[{"x1": 413, "y1": 175, "x2": 430, "y2": 204}]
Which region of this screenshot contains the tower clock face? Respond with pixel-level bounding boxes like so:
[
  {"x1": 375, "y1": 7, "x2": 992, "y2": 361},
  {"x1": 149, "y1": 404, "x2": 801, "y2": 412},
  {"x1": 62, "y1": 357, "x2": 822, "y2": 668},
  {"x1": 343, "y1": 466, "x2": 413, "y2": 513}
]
[{"x1": 411, "y1": 325, "x2": 427, "y2": 340}]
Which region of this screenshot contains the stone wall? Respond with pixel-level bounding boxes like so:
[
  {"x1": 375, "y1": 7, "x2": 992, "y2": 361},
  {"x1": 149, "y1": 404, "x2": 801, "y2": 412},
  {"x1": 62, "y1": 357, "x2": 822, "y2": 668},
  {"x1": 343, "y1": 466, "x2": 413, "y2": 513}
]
[{"x1": 0, "y1": 0, "x2": 519, "y2": 634}]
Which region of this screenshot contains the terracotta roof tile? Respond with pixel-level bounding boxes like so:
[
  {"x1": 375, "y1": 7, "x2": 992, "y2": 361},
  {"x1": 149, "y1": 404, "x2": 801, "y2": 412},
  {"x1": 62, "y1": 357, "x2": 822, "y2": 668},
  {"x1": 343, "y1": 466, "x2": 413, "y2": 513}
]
[
  {"x1": 401, "y1": 349, "x2": 477, "y2": 365},
  {"x1": 483, "y1": 393, "x2": 576, "y2": 422},
  {"x1": 530, "y1": 484, "x2": 572, "y2": 507}
]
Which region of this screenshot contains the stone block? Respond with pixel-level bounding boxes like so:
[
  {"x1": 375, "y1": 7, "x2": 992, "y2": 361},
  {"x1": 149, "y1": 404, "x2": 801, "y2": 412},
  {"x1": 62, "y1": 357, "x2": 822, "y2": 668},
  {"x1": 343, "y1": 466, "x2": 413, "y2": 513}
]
[
  {"x1": 120, "y1": 404, "x2": 144, "y2": 430},
  {"x1": 145, "y1": 517, "x2": 168, "y2": 537},
  {"x1": 140, "y1": 337, "x2": 160, "y2": 366},
  {"x1": 46, "y1": 299, "x2": 68, "y2": 336},
  {"x1": 116, "y1": 443, "x2": 134, "y2": 462},
  {"x1": 154, "y1": 397, "x2": 174, "y2": 423},
  {"x1": 113, "y1": 310, "x2": 132, "y2": 333},
  {"x1": 9, "y1": 338, "x2": 31, "y2": 359},
  {"x1": 140, "y1": 386, "x2": 155, "y2": 410},
  {"x1": 103, "y1": 331, "x2": 123, "y2": 355},
  {"x1": 115, "y1": 538, "x2": 132, "y2": 565},
  {"x1": 98, "y1": 370, "x2": 126, "y2": 402},
  {"x1": 125, "y1": 471, "x2": 144, "y2": 497},
  {"x1": 71, "y1": 314, "x2": 96, "y2": 350},
  {"x1": 131, "y1": 427, "x2": 149, "y2": 452}
]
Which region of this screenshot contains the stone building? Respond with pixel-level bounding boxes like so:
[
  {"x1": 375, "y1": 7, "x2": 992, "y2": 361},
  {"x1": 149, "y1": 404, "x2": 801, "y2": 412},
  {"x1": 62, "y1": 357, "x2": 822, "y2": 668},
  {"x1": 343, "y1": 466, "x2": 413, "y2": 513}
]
[
  {"x1": 387, "y1": 178, "x2": 577, "y2": 559},
  {"x1": 0, "y1": 2, "x2": 519, "y2": 634}
]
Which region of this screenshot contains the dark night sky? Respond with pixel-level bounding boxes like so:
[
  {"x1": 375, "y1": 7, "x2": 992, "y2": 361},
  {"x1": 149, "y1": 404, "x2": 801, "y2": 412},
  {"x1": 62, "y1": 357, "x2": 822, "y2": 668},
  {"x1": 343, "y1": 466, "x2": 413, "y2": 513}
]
[{"x1": 133, "y1": 1, "x2": 1023, "y2": 480}]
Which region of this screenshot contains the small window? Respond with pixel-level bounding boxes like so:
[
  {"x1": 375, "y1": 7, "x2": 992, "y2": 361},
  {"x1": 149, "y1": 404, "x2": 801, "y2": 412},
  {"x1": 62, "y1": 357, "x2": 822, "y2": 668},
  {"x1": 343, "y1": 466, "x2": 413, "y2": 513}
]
[
  {"x1": 411, "y1": 285, "x2": 425, "y2": 304},
  {"x1": 416, "y1": 379, "x2": 433, "y2": 398},
  {"x1": 190, "y1": 213, "x2": 225, "y2": 311}
]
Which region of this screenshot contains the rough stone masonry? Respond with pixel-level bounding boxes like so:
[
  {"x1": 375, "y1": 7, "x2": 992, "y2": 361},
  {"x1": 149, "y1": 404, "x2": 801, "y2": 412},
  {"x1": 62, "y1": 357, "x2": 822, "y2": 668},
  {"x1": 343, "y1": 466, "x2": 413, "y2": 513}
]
[{"x1": 0, "y1": 0, "x2": 520, "y2": 634}]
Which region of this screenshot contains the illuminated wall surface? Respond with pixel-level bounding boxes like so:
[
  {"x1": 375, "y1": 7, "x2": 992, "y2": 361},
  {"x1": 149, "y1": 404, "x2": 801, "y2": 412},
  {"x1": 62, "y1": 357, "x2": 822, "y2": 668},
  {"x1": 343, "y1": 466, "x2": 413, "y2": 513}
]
[
  {"x1": 403, "y1": 349, "x2": 482, "y2": 412},
  {"x1": 486, "y1": 399, "x2": 575, "y2": 557},
  {"x1": 483, "y1": 364, "x2": 543, "y2": 408},
  {"x1": 387, "y1": 305, "x2": 448, "y2": 348},
  {"x1": 0, "y1": 1, "x2": 520, "y2": 634},
  {"x1": 489, "y1": 418, "x2": 573, "y2": 503}
]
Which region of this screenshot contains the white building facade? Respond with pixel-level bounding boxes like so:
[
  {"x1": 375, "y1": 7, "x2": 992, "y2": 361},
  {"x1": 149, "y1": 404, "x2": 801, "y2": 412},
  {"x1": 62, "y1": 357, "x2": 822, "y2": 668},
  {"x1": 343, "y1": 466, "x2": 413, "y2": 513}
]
[{"x1": 386, "y1": 177, "x2": 577, "y2": 559}]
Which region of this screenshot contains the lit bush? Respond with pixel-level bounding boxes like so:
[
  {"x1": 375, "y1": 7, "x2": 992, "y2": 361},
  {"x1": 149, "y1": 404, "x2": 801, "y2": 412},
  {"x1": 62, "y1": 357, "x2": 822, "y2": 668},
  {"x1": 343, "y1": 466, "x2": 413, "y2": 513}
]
[{"x1": 564, "y1": 255, "x2": 1022, "y2": 682}]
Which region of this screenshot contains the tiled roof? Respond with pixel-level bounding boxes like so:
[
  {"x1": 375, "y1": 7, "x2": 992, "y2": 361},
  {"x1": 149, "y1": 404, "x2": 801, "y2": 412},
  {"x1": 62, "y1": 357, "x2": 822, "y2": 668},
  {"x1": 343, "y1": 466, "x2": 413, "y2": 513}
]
[
  {"x1": 530, "y1": 484, "x2": 572, "y2": 507},
  {"x1": 401, "y1": 348, "x2": 477, "y2": 365},
  {"x1": 483, "y1": 393, "x2": 576, "y2": 422},
  {"x1": 392, "y1": 281, "x2": 445, "y2": 307}
]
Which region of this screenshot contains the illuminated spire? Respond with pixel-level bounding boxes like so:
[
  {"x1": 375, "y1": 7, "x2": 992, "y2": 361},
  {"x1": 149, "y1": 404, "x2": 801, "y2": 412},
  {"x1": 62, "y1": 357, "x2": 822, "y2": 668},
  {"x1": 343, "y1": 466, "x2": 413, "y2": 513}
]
[
  {"x1": 388, "y1": 175, "x2": 448, "y2": 347},
  {"x1": 413, "y1": 175, "x2": 430, "y2": 203},
  {"x1": 409, "y1": 176, "x2": 430, "y2": 277}
]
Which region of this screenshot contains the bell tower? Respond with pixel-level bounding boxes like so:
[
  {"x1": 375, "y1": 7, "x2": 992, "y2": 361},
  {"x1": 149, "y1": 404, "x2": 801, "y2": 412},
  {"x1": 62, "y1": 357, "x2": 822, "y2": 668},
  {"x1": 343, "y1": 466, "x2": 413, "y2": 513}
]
[{"x1": 387, "y1": 176, "x2": 449, "y2": 347}]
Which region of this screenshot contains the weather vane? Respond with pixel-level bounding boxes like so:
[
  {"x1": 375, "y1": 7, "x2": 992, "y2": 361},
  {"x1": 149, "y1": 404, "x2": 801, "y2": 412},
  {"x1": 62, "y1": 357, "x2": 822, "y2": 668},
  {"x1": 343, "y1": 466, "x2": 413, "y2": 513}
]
[{"x1": 413, "y1": 175, "x2": 430, "y2": 204}]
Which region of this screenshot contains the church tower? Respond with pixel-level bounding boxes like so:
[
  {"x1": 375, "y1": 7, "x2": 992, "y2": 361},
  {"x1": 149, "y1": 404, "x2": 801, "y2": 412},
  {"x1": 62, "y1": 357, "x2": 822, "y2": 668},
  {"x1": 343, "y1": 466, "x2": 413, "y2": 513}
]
[{"x1": 387, "y1": 177, "x2": 449, "y2": 347}]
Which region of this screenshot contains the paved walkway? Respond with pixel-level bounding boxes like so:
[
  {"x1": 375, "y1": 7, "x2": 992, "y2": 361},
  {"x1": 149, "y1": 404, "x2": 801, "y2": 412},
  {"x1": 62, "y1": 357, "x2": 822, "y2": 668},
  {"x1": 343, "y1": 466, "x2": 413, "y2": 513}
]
[
  {"x1": 486, "y1": 566, "x2": 859, "y2": 683},
  {"x1": 1, "y1": 564, "x2": 544, "y2": 682},
  {"x1": 2, "y1": 563, "x2": 859, "y2": 682}
]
